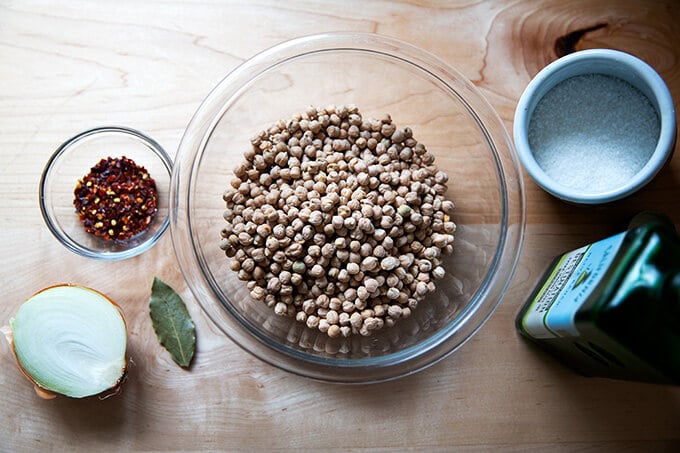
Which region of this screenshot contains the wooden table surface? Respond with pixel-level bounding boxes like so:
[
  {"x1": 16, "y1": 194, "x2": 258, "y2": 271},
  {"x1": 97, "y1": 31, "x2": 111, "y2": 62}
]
[{"x1": 2, "y1": 1, "x2": 679, "y2": 451}]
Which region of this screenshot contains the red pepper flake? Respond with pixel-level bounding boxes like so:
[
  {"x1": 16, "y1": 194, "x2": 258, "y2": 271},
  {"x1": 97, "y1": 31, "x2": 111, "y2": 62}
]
[{"x1": 73, "y1": 156, "x2": 158, "y2": 241}]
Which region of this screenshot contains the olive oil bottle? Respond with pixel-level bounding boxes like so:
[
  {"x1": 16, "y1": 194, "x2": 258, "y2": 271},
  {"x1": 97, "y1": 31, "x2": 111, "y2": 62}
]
[{"x1": 516, "y1": 213, "x2": 680, "y2": 384}]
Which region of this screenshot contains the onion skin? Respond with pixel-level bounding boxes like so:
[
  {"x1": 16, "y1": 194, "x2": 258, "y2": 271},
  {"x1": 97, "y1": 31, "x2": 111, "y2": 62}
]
[{"x1": 5, "y1": 284, "x2": 128, "y2": 399}]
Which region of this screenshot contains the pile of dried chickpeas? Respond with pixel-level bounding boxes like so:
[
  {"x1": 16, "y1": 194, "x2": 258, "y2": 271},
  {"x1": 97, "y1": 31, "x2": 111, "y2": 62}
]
[{"x1": 220, "y1": 105, "x2": 455, "y2": 337}]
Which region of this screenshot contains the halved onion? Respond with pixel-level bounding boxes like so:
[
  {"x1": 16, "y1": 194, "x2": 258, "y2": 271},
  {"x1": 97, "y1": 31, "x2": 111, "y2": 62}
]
[{"x1": 5, "y1": 284, "x2": 127, "y2": 399}]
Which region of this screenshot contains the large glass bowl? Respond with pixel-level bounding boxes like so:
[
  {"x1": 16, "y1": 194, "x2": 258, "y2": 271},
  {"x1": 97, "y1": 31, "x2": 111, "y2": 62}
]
[{"x1": 171, "y1": 33, "x2": 525, "y2": 383}]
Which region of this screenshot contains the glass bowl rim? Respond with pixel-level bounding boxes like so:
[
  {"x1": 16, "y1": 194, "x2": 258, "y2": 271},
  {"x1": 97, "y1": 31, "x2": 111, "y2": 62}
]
[
  {"x1": 39, "y1": 125, "x2": 173, "y2": 261},
  {"x1": 171, "y1": 32, "x2": 526, "y2": 382}
]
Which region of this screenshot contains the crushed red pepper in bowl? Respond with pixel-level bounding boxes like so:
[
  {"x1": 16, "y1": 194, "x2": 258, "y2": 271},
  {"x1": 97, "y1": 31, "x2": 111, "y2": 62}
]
[
  {"x1": 40, "y1": 126, "x2": 171, "y2": 260},
  {"x1": 74, "y1": 156, "x2": 158, "y2": 241}
]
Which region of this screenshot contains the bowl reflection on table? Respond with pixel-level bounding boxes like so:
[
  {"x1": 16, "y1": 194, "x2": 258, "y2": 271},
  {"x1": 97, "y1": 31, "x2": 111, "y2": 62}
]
[{"x1": 171, "y1": 33, "x2": 524, "y2": 383}]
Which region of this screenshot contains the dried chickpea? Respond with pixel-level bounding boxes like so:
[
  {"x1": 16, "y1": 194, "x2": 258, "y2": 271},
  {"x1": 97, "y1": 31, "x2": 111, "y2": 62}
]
[{"x1": 221, "y1": 105, "x2": 456, "y2": 337}]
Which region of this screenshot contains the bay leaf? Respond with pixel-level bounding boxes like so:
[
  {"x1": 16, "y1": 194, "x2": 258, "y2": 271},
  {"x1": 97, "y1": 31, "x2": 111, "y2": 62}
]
[{"x1": 149, "y1": 277, "x2": 195, "y2": 368}]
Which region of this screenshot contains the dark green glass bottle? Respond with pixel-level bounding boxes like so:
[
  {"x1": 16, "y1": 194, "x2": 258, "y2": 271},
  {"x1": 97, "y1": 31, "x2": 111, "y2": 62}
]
[{"x1": 516, "y1": 213, "x2": 680, "y2": 384}]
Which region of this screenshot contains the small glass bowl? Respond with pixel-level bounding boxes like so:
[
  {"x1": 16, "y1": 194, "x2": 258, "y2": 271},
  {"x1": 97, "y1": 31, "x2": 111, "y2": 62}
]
[
  {"x1": 40, "y1": 126, "x2": 172, "y2": 260},
  {"x1": 172, "y1": 33, "x2": 525, "y2": 383}
]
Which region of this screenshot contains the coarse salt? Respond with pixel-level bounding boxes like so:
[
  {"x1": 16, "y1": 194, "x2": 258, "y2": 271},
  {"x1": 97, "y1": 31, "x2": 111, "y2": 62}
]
[{"x1": 528, "y1": 74, "x2": 660, "y2": 194}]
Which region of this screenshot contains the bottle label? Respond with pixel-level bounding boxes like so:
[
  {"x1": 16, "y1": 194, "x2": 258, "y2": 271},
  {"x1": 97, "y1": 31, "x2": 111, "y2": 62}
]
[{"x1": 521, "y1": 232, "x2": 626, "y2": 339}]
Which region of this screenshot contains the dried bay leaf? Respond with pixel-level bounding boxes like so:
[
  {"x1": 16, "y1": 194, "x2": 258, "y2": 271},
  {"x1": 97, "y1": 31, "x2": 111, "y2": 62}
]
[{"x1": 149, "y1": 277, "x2": 195, "y2": 368}]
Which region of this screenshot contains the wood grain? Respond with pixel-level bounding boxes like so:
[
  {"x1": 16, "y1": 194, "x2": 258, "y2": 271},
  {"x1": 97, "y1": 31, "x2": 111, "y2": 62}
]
[{"x1": 1, "y1": 1, "x2": 679, "y2": 451}]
